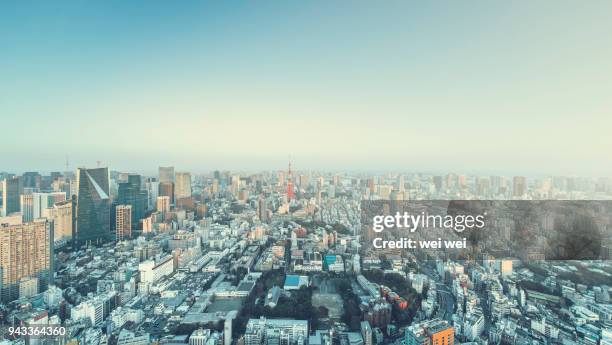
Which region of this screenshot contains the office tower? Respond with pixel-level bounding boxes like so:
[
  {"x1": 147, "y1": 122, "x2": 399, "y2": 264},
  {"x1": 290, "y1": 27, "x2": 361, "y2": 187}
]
[
  {"x1": 157, "y1": 196, "x2": 170, "y2": 213},
  {"x1": 49, "y1": 171, "x2": 61, "y2": 180},
  {"x1": 116, "y1": 174, "x2": 146, "y2": 227},
  {"x1": 361, "y1": 321, "x2": 373, "y2": 345},
  {"x1": 75, "y1": 167, "x2": 111, "y2": 245},
  {"x1": 175, "y1": 172, "x2": 192, "y2": 199},
  {"x1": 44, "y1": 199, "x2": 74, "y2": 242},
  {"x1": 158, "y1": 182, "x2": 175, "y2": 204},
  {"x1": 257, "y1": 197, "x2": 268, "y2": 222},
  {"x1": 405, "y1": 319, "x2": 454, "y2": 345},
  {"x1": 145, "y1": 178, "x2": 159, "y2": 211},
  {"x1": 158, "y1": 166, "x2": 175, "y2": 183},
  {"x1": 40, "y1": 174, "x2": 55, "y2": 191},
  {"x1": 0, "y1": 219, "x2": 53, "y2": 302},
  {"x1": 115, "y1": 205, "x2": 132, "y2": 241},
  {"x1": 52, "y1": 177, "x2": 73, "y2": 198},
  {"x1": 20, "y1": 194, "x2": 34, "y2": 222},
  {"x1": 512, "y1": 176, "x2": 527, "y2": 197},
  {"x1": 32, "y1": 192, "x2": 66, "y2": 219},
  {"x1": 21, "y1": 172, "x2": 41, "y2": 189},
  {"x1": 1, "y1": 177, "x2": 20, "y2": 216}
]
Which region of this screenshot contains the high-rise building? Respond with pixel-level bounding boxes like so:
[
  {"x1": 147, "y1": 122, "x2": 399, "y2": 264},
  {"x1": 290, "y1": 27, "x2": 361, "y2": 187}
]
[
  {"x1": 156, "y1": 196, "x2": 170, "y2": 214},
  {"x1": 44, "y1": 199, "x2": 74, "y2": 242},
  {"x1": 21, "y1": 172, "x2": 41, "y2": 189},
  {"x1": 158, "y1": 166, "x2": 175, "y2": 183},
  {"x1": 116, "y1": 174, "x2": 146, "y2": 227},
  {"x1": 1, "y1": 177, "x2": 20, "y2": 217},
  {"x1": 512, "y1": 176, "x2": 527, "y2": 197},
  {"x1": 145, "y1": 178, "x2": 159, "y2": 211},
  {"x1": 32, "y1": 192, "x2": 66, "y2": 220},
  {"x1": 75, "y1": 167, "x2": 111, "y2": 245},
  {"x1": 20, "y1": 194, "x2": 34, "y2": 222},
  {"x1": 0, "y1": 219, "x2": 53, "y2": 302},
  {"x1": 158, "y1": 182, "x2": 175, "y2": 204},
  {"x1": 115, "y1": 205, "x2": 132, "y2": 241},
  {"x1": 257, "y1": 197, "x2": 268, "y2": 223},
  {"x1": 175, "y1": 172, "x2": 192, "y2": 200}
]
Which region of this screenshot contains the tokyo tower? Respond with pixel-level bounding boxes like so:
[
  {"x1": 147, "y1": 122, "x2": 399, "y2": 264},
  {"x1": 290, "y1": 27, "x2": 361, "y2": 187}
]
[{"x1": 286, "y1": 160, "x2": 295, "y2": 199}]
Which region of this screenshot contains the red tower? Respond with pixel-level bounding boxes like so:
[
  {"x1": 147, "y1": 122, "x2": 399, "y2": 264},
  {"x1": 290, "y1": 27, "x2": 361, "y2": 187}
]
[{"x1": 286, "y1": 160, "x2": 295, "y2": 199}]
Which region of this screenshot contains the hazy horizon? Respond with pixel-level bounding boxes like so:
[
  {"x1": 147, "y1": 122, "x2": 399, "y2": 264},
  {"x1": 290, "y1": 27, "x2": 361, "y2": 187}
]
[{"x1": 2, "y1": 1, "x2": 611, "y2": 174}]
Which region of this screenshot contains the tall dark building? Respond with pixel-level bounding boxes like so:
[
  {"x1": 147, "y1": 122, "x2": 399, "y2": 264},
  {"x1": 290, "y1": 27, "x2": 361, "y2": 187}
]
[
  {"x1": 74, "y1": 167, "x2": 111, "y2": 245},
  {"x1": 116, "y1": 174, "x2": 147, "y2": 228},
  {"x1": 1, "y1": 177, "x2": 21, "y2": 216},
  {"x1": 21, "y1": 172, "x2": 41, "y2": 189},
  {"x1": 158, "y1": 181, "x2": 175, "y2": 205}
]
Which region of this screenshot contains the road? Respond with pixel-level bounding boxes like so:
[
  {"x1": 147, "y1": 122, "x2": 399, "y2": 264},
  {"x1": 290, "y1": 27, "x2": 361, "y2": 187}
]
[{"x1": 436, "y1": 283, "x2": 455, "y2": 322}]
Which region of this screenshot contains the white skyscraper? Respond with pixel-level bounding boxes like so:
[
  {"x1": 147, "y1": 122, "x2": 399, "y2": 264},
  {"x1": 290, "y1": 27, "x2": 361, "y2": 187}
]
[
  {"x1": 32, "y1": 192, "x2": 66, "y2": 220},
  {"x1": 20, "y1": 194, "x2": 34, "y2": 222},
  {"x1": 175, "y1": 172, "x2": 192, "y2": 200}
]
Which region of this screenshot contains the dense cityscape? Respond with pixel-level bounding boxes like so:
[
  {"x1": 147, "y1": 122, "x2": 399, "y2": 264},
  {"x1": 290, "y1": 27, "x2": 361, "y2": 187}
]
[
  {"x1": 3, "y1": 0, "x2": 612, "y2": 344},
  {"x1": 0, "y1": 166, "x2": 610, "y2": 345}
]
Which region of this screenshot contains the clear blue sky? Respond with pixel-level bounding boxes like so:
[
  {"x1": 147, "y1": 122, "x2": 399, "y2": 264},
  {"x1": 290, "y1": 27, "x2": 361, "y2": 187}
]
[{"x1": 1, "y1": 1, "x2": 611, "y2": 174}]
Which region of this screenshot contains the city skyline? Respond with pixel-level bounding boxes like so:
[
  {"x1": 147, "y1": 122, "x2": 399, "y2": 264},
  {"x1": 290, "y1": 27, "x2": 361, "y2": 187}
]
[
  {"x1": 1, "y1": 163, "x2": 611, "y2": 344},
  {"x1": 2, "y1": 1, "x2": 612, "y2": 174},
  {"x1": 2, "y1": 2, "x2": 612, "y2": 344}
]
